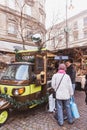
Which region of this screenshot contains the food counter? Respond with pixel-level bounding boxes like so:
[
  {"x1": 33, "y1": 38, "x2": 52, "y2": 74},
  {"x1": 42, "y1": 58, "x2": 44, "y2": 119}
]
[{"x1": 76, "y1": 75, "x2": 86, "y2": 89}]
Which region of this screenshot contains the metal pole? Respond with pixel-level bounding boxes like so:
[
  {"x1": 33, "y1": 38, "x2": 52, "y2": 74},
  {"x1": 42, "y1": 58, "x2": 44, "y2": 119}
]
[{"x1": 65, "y1": 0, "x2": 68, "y2": 48}]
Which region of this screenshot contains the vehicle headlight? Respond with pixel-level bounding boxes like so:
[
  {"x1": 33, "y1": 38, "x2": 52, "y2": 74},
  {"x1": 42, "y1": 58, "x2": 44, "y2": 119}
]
[{"x1": 12, "y1": 87, "x2": 25, "y2": 96}]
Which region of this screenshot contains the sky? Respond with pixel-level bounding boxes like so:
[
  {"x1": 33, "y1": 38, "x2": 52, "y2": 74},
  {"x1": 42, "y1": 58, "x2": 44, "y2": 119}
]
[{"x1": 45, "y1": 0, "x2": 87, "y2": 29}]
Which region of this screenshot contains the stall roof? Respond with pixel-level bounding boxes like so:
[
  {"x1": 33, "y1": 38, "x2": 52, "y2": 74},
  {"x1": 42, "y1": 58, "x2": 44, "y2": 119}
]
[
  {"x1": 57, "y1": 45, "x2": 87, "y2": 54},
  {"x1": 0, "y1": 41, "x2": 38, "y2": 53}
]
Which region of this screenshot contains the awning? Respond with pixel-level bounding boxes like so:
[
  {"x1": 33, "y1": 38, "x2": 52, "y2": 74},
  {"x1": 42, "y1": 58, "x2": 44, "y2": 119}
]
[{"x1": 0, "y1": 41, "x2": 37, "y2": 53}]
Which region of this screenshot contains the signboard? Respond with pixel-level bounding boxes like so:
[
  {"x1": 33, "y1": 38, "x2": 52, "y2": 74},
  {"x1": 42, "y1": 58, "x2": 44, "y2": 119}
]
[{"x1": 54, "y1": 56, "x2": 68, "y2": 60}]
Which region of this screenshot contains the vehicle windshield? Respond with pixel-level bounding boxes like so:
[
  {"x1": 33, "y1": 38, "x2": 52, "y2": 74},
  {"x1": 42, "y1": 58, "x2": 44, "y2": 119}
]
[{"x1": 1, "y1": 64, "x2": 30, "y2": 80}]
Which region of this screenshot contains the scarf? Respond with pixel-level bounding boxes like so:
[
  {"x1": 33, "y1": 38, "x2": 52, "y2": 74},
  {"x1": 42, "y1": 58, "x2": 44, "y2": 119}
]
[{"x1": 58, "y1": 70, "x2": 66, "y2": 74}]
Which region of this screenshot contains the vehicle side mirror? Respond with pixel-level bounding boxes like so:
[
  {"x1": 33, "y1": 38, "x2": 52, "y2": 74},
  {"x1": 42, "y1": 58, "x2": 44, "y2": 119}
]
[{"x1": 40, "y1": 71, "x2": 46, "y2": 85}]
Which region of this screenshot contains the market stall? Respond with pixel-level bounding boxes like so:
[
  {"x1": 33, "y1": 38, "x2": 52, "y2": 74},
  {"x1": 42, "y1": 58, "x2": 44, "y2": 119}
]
[
  {"x1": 56, "y1": 46, "x2": 87, "y2": 90},
  {"x1": 76, "y1": 75, "x2": 86, "y2": 89}
]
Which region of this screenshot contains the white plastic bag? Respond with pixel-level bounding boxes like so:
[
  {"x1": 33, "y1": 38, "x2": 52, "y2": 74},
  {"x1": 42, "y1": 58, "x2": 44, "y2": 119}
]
[{"x1": 48, "y1": 94, "x2": 55, "y2": 112}]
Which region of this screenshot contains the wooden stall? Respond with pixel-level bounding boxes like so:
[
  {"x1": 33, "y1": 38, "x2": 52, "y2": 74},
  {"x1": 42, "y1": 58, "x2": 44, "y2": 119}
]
[{"x1": 56, "y1": 46, "x2": 87, "y2": 89}]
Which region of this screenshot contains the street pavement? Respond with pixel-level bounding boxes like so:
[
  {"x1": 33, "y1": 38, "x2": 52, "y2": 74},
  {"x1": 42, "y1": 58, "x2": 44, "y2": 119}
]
[{"x1": 0, "y1": 90, "x2": 87, "y2": 130}]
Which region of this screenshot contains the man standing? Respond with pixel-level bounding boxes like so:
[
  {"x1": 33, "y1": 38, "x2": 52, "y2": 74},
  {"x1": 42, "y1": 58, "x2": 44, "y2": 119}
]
[{"x1": 65, "y1": 59, "x2": 76, "y2": 93}]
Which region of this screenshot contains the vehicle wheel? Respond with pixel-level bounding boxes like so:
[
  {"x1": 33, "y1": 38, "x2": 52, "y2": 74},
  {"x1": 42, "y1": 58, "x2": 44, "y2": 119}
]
[{"x1": 0, "y1": 109, "x2": 9, "y2": 126}]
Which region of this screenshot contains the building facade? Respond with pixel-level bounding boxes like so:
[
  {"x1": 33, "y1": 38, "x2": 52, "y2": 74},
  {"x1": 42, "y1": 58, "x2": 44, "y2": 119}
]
[
  {"x1": 46, "y1": 10, "x2": 87, "y2": 51},
  {"x1": 0, "y1": 0, "x2": 46, "y2": 52}
]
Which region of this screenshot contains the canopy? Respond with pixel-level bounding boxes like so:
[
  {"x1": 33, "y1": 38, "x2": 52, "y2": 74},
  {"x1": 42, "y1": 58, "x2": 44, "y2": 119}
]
[{"x1": 0, "y1": 41, "x2": 37, "y2": 53}]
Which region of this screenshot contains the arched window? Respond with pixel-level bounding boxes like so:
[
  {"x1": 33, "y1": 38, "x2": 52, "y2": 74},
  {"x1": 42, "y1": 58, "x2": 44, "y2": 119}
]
[
  {"x1": 0, "y1": 0, "x2": 5, "y2": 5},
  {"x1": 24, "y1": 4, "x2": 31, "y2": 16},
  {"x1": 8, "y1": 0, "x2": 15, "y2": 10}
]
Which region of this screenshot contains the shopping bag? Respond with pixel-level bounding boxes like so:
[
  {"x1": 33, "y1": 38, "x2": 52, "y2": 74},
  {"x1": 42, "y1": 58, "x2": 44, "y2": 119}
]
[
  {"x1": 48, "y1": 94, "x2": 55, "y2": 112},
  {"x1": 70, "y1": 98, "x2": 80, "y2": 119}
]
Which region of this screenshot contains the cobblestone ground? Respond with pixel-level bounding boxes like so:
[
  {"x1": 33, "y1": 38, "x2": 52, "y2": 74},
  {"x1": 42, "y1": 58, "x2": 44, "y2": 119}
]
[{"x1": 0, "y1": 90, "x2": 87, "y2": 130}]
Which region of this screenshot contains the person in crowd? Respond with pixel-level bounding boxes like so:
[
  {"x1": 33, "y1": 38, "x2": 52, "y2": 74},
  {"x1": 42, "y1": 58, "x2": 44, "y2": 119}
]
[
  {"x1": 51, "y1": 63, "x2": 74, "y2": 126},
  {"x1": 65, "y1": 59, "x2": 76, "y2": 93},
  {"x1": 84, "y1": 74, "x2": 87, "y2": 105}
]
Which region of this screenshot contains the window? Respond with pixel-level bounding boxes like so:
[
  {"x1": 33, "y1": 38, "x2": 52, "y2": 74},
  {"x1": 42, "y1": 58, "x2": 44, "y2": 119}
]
[
  {"x1": 8, "y1": 0, "x2": 15, "y2": 10},
  {"x1": 16, "y1": 0, "x2": 24, "y2": 12},
  {"x1": 52, "y1": 38, "x2": 55, "y2": 47},
  {"x1": 73, "y1": 31, "x2": 78, "y2": 41},
  {"x1": 39, "y1": 0, "x2": 45, "y2": 6},
  {"x1": 0, "y1": 0, "x2": 5, "y2": 5},
  {"x1": 58, "y1": 36, "x2": 62, "y2": 42},
  {"x1": 25, "y1": 0, "x2": 34, "y2": 4},
  {"x1": 40, "y1": 14, "x2": 43, "y2": 23},
  {"x1": 73, "y1": 21, "x2": 78, "y2": 30},
  {"x1": 1, "y1": 64, "x2": 29, "y2": 80},
  {"x1": 25, "y1": 29, "x2": 32, "y2": 40},
  {"x1": 15, "y1": 65, "x2": 29, "y2": 80},
  {"x1": 83, "y1": 17, "x2": 87, "y2": 26},
  {"x1": 84, "y1": 30, "x2": 87, "y2": 38},
  {"x1": 24, "y1": 4, "x2": 31, "y2": 16},
  {"x1": 8, "y1": 23, "x2": 17, "y2": 35}
]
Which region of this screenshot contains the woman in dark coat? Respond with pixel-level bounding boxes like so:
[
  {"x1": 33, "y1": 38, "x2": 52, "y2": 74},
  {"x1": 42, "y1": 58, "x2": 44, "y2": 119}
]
[{"x1": 84, "y1": 74, "x2": 87, "y2": 105}]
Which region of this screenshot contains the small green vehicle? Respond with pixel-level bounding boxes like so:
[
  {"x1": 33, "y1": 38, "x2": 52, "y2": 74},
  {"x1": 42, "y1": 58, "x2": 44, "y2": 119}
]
[{"x1": 0, "y1": 49, "x2": 53, "y2": 126}]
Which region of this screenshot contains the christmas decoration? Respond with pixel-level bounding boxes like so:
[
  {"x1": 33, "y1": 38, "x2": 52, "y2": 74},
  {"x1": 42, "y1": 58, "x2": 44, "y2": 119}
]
[{"x1": 0, "y1": 93, "x2": 49, "y2": 109}]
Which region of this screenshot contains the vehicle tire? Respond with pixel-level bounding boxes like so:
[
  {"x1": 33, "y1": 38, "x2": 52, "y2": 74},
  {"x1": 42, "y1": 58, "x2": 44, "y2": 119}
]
[{"x1": 0, "y1": 109, "x2": 9, "y2": 126}]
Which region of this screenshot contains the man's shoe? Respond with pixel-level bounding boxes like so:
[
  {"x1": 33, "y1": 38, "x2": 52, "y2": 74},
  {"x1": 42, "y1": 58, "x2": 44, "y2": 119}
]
[
  {"x1": 68, "y1": 120, "x2": 74, "y2": 125},
  {"x1": 58, "y1": 123, "x2": 63, "y2": 126}
]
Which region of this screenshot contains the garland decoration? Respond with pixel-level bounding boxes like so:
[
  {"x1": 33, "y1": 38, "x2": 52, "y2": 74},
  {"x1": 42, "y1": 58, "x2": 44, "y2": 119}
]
[{"x1": 0, "y1": 93, "x2": 49, "y2": 109}]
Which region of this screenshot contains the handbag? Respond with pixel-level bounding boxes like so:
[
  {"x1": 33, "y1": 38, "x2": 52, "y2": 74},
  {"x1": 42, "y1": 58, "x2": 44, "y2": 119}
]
[
  {"x1": 53, "y1": 91, "x2": 56, "y2": 98},
  {"x1": 70, "y1": 97, "x2": 80, "y2": 119},
  {"x1": 53, "y1": 74, "x2": 65, "y2": 98}
]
